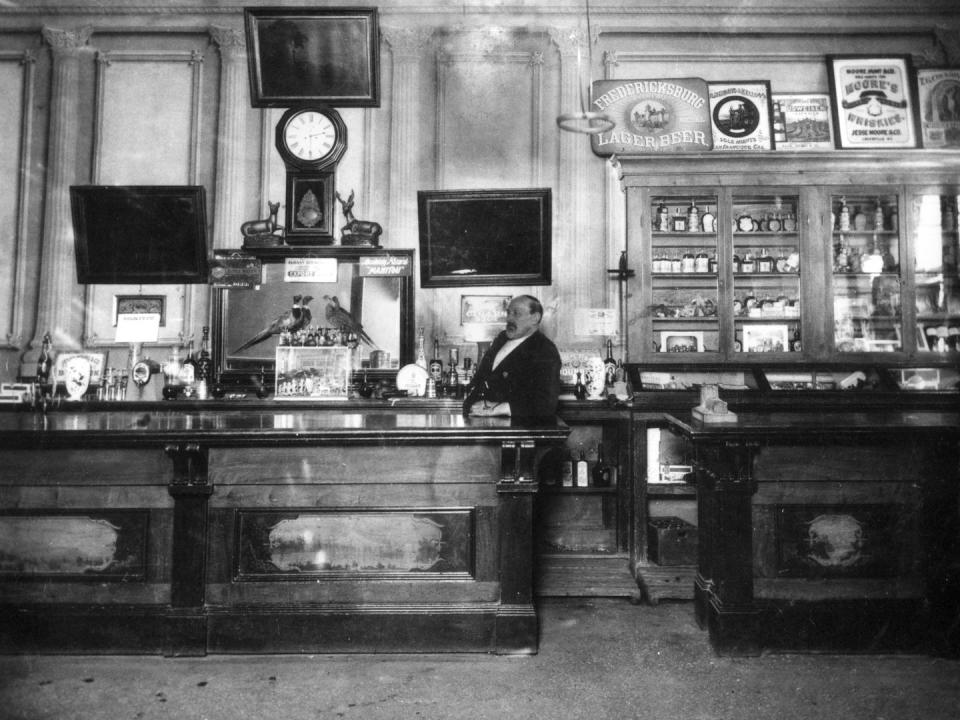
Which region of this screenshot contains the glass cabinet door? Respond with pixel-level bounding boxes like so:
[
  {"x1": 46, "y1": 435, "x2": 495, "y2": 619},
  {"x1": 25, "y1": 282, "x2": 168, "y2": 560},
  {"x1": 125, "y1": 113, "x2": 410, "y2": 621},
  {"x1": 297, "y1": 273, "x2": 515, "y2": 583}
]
[
  {"x1": 649, "y1": 194, "x2": 719, "y2": 354},
  {"x1": 731, "y1": 192, "x2": 802, "y2": 354},
  {"x1": 831, "y1": 192, "x2": 902, "y2": 353},
  {"x1": 913, "y1": 191, "x2": 960, "y2": 355}
]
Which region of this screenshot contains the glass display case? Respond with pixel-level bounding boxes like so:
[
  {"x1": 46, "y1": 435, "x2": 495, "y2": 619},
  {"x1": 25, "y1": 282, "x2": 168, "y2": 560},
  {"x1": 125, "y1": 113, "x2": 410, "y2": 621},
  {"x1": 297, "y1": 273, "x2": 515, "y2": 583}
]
[
  {"x1": 648, "y1": 193, "x2": 720, "y2": 354},
  {"x1": 830, "y1": 192, "x2": 902, "y2": 353},
  {"x1": 633, "y1": 176, "x2": 959, "y2": 368},
  {"x1": 912, "y1": 191, "x2": 960, "y2": 355},
  {"x1": 731, "y1": 192, "x2": 802, "y2": 355}
]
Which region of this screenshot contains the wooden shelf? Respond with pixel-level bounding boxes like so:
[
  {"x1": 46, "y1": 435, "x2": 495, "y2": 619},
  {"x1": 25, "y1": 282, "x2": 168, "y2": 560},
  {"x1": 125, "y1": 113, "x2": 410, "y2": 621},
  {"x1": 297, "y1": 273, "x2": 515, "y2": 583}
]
[{"x1": 646, "y1": 482, "x2": 696, "y2": 498}]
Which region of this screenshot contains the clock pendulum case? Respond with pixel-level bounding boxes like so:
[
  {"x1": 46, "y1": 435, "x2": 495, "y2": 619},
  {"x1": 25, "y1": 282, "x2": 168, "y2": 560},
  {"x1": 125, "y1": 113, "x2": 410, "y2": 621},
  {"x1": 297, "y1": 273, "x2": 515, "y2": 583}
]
[{"x1": 275, "y1": 106, "x2": 347, "y2": 245}]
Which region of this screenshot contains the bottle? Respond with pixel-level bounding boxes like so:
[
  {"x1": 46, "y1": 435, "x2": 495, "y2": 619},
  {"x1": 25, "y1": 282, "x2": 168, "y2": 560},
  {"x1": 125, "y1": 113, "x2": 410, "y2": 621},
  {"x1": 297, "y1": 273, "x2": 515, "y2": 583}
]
[
  {"x1": 741, "y1": 252, "x2": 756, "y2": 273},
  {"x1": 415, "y1": 327, "x2": 428, "y2": 369},
  {"x1": 701, "y1": 205, "x2": 715, "y2": 233},
  {"x1": 179, "y1": 340, "x2": 196, "y2": 396},
  {"x1": 708, "y1": 250, "x2": 719, "y2": 274},
  {"x1": 604, "y1": 340, "x2": 617, "y2": 387},
  {"x1": 839, "y1": 197, "x2": 850, "y2": 232},
  {"x1": 256, "y1": 365, "x2": 269, "y2": 399},
  {"x1": 670, "y1": 251, "x2": 682, "y2": 274},
  {"x1": 672, "y1": 206, "x2": 687, "y2": 232},
  {"x1": 874, "y1": 199, "x2": 885, "y2": 232},
  {"x1": 445, "y1": 349, "x2": 460, "y2": 398},
  {"x1": 459, "y1": 357, "x2": 472, "y2": 397},
  {"x1": 686, "y1": 198, "x2": 699, "y2": 232},
  {"x1": 757, "y1": 248, "x2": 774, "y2": 273},
  {"x1": 656, "y1": 202, "x2": 670, "y2": 232},
  {"x1": 592, "y1": 443, "x2": 612, "y2": 487},
  {"x1": 429, "y1": 339, "x2": 444, "y2": 388},
  {"x1": 575, "y1": 450, "x2": 589, "y2": 487},
  {"x1": 195, "y1": 326, "x2": 212, "y2": 400},
  {"x1": 694, "y1": 248, "x2": 710, "y2": 273},
  {"x1": 681, "y1": 249, "x2": 696, "y2": 273},
  {"x1": 561, "y1": 451, "x2": 574, "y2": 487},
  {"x1": 574, "y1": 371, "x2": 587, "y2": 400},
  {"x1": 36, "y1": 332, "x2": 52, "y2": 385},
  {"x1": 731, "y1": 253, "x2": 741, "y2": 274}
]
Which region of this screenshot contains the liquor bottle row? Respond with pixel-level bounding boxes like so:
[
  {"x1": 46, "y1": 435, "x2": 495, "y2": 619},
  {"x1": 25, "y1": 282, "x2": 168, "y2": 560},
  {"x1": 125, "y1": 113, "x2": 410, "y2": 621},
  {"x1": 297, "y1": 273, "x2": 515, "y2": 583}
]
[
  {"x1": 543, "y1": 444, "x2": 614, "y2": 488},
  {"x1": 653, "y1": 200, "x2": 717, "y2": 233},
  {"x1": 278, "y1": 325, "x2": 360, "y2": 348},
  {"x1": 831, "y1": 196, "x2": 897, "y2": 233},
  {"x1": 162, "y1": 326, "x2": 215, "y2": 400},
  {"x1": 652, "y1": 248, "x2": 800, "y2": 274},
  {"x1": 833, "y1": 241, "x2": 897, "y2": 274},
  {"x1": 415, "y1": 330, "x2": 476, "y2": 399}
]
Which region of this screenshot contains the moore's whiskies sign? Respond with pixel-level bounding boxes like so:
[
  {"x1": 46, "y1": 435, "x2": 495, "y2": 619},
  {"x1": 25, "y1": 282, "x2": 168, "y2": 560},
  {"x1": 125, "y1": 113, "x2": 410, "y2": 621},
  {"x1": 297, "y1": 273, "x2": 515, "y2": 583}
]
[{"x1": 590, "y1": 78, "x2": 713, "y2": 155}]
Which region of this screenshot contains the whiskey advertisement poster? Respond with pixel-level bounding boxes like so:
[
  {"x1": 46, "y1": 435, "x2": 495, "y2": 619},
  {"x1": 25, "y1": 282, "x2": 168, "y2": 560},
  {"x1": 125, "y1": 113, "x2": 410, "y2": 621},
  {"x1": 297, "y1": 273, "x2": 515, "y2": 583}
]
[
  {"x1": 827, "y1": 55, "x2": 919, "y2": 149},
  {"x1": 916, "y1": 68, "x2": 960, "y2": 148},
  {"x1": 708, "y1": 81, "x2": 774, "y2": 151},
  {"x1": 772, "y1": 94, "x2": 834, "y2": 150},
  {"x1": 590, "y1": 78, "x2": 713, "y2": 155}
]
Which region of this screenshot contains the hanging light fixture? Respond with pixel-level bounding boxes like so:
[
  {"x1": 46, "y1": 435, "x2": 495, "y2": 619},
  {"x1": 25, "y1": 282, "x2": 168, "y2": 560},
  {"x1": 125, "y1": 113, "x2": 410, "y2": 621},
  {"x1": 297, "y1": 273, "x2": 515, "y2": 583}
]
[{"x1": 556, "y1": 0, "x2": 614, "y2": 134}]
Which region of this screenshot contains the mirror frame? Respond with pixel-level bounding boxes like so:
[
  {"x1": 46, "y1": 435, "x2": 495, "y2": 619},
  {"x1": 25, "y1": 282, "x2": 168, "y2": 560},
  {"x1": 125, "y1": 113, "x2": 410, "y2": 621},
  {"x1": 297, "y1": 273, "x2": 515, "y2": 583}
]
[{"x1": 212, "y1": 247, "x2": 415, "y2": 389}]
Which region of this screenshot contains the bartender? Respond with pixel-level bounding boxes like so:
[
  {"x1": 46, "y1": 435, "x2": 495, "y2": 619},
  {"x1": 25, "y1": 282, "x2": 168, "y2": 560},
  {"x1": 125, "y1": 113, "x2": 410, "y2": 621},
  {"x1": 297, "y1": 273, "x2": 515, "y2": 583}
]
[{"x1": 463, "y1": 295, "x2": 561, "y2": 418}]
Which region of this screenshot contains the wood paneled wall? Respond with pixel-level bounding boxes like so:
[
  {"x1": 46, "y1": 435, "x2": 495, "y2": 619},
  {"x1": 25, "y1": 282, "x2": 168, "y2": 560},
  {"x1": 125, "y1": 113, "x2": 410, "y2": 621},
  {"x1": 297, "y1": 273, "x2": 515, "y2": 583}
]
[{"x1": 0, "y1": 1, "x2": 957, "y2": 381}]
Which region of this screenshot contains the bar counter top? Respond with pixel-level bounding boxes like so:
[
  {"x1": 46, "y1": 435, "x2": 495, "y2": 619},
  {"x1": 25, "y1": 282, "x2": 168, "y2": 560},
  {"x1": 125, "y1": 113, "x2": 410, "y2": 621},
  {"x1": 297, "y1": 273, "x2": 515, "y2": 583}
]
[{"x1": 0, "y1": 406, "x2": 569, "y2": 447}]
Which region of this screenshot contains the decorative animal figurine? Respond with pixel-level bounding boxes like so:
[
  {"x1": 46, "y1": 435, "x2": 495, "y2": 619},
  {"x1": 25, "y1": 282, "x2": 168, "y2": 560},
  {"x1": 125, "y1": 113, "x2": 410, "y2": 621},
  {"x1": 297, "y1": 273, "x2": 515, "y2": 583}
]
[
  {"x1": 240, "y1": 201, "x2": 282, "y2": 238},
  {"x1": 232, "y1": 295, "x2": 312, "y2": 354},
  {"x1": 335, "y1": 190, "x2": 382, "y2": 247}
]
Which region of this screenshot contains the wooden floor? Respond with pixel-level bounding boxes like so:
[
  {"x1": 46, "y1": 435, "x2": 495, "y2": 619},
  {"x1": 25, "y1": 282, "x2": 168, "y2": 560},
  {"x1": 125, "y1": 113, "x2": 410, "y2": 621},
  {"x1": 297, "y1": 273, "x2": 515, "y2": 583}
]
[
  {"x1": 535, "y1": 554, "x2": 643, "y2": 600},
  {"x1": 535, "y1": 554, "x2": 696, "y2": 605}
]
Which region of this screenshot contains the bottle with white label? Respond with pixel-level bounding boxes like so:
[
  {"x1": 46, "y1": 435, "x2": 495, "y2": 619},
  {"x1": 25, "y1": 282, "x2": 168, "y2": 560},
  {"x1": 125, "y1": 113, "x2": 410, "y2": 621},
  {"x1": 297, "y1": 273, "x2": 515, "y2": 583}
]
[{"x1": 575, "y1": 450, "x2": 589, "y2": 488}]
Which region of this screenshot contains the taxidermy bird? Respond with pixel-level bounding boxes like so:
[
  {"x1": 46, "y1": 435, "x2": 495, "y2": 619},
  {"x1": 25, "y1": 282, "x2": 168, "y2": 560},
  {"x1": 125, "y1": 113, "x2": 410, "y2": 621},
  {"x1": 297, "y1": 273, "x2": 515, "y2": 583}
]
[
  {"x1": 232, "y1": 295, "x2": 313, "y2": 353},
  {"x1": 323, "y1": 295, "x2": 376, "y2": 347}
]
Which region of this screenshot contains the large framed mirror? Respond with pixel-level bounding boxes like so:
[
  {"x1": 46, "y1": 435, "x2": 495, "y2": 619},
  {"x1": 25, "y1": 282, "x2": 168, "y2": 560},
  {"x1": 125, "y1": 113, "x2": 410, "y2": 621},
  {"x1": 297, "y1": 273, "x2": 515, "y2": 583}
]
[{"x1": 213, "y1": 248, "x2": 414, "y2": 388}]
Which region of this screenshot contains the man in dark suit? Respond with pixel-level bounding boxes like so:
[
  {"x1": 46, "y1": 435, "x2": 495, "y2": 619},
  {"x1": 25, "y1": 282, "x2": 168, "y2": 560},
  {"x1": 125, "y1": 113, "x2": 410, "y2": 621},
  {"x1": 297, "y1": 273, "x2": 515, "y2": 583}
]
[{"x1": 462, "y1": 295, "x2": 561, "y2": 418}]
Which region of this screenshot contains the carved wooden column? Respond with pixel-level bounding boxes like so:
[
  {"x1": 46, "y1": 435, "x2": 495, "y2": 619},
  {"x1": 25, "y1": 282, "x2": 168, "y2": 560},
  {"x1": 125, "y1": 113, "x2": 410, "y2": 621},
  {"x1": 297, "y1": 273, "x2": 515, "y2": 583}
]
[
  {"x1": 382, "y1": 27, "x2": 433, "y2": 245},
  {"x1": 210, "y1": 26, "x2": 247, "y2": 251},
  {"x1": 27, "y1": 27, "x2": 91, "y2": 359}
]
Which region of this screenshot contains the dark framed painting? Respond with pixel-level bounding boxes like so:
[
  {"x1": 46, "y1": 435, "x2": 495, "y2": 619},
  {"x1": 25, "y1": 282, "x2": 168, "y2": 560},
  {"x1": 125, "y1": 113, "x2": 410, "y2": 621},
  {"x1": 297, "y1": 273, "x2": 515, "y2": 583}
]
[
  {"x1": 827, "y1": 55, "x2": 920, "y2": 149},
  {"x1": 244, "y1": 7, "x2": 380, "y2": 108},
  {"x1": 417, "y1": 188, "x2": 552, "y2": 288},
  {"x1": 707, "y1": 81, "x2": 775, "y2": 151}
]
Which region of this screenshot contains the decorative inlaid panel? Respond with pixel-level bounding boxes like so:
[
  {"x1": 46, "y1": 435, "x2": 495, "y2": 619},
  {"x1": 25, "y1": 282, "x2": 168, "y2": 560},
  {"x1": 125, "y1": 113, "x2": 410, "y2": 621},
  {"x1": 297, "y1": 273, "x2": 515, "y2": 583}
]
[
  {"x1": 236, "y1": 509, "x2": 474, "y2": 580},
  {"x1": 0, "y1": 511, "x2": 148, "y2": 581}
]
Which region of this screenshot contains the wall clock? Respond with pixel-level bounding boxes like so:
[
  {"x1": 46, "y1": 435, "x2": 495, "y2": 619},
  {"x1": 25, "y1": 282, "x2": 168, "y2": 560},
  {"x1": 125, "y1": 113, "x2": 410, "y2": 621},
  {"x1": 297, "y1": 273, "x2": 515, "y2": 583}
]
[{"x1": 275, "y1": 107, "x2": 347, "y2": 244}]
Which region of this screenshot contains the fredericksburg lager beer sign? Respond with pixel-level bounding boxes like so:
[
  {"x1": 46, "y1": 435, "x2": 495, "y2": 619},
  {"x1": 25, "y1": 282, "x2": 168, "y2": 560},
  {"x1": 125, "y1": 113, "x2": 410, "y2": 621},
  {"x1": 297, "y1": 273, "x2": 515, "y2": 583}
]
[{"x1": 590, "y1": 78, "x2": 713, "y2": 155}]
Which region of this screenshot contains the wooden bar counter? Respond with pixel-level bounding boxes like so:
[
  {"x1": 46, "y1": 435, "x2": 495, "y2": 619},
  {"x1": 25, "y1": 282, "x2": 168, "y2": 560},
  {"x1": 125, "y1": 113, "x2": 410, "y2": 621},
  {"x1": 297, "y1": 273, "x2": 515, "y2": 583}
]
[
  {"x1": 0, "y1": 406, "x2": 568, "y2": 656},
  {"x1": 664, "y1": 410, "x2": 960, "y2": 657}
]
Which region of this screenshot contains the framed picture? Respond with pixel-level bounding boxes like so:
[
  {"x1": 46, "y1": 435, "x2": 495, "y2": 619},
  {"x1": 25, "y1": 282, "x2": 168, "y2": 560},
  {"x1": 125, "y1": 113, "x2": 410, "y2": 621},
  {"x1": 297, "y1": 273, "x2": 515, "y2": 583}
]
[
  {"x1": 742, "y1": 324, "x2": 789, "y2": 353},
  {"x1": 916, "y1": 68, "x2": 960, "y2": 148},
  {"x1": 244, "y1": 7, "x2": 380, "y2": 108},
  {"x1": 417, "y1": 188, "x2": 551, "y2": 288},
  {"x1": 460, "y1": 295, "x2": 511, "y2": 326},
  {"x1": 826, "y1": 55, "x2": 919, "y2": 149},
  {"x1": 772, "y1": 93, "x2": 835, "y2": 150},
  {"x1": 707, "y1": 81, "x2": 774, "y2": 151},
  {"x1": 659, "y1": 331, "x2": 704, "y2": 353},
  {"x1": 113, "y1": 295, "x2": 165, "y2": 327}
]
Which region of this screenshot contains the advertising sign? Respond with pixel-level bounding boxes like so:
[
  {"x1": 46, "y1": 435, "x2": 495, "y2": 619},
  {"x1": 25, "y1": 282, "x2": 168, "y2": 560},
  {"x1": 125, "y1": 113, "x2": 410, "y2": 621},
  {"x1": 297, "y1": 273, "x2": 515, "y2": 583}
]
[{"x1": 590, "y1": 78, "x2": 713, "y2": 155}]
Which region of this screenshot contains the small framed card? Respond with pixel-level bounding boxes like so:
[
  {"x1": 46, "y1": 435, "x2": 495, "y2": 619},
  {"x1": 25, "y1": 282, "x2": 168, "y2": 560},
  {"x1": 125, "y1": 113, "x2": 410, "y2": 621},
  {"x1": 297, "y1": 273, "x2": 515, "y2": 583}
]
[
  {"x1": 772, "y1": 94, "x2": 835, "y2": 150},
  {"x1": 827, "y1": 55, "x2": 920, "y2": 149},
  {"x1": 708, "y1": 81, "x2": 775, "y2": 151},
  {"x1": 916, "y1": 68, "x2": 960, "y2": 148}
]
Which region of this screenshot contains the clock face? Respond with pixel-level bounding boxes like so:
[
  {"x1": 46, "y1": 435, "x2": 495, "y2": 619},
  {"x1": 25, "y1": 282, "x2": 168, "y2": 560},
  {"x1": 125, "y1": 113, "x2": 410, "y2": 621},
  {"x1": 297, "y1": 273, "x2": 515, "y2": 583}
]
[
  {"x1": 283, "y1": 111, "x2": 336, "y2": 162},
  {"x1": 276, "y1": 107, "x2": 346, "y2": 170}
]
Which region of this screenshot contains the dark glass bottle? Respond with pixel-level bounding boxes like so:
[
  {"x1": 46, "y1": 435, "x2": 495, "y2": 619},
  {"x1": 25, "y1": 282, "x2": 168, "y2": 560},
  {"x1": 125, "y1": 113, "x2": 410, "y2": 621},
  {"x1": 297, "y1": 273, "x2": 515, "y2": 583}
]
[
  {"x1": 429, "y1": 339, "x2": 444, "y2": 390},
  {"x1": 36, "y1": 332, "x2": 52, "y2": 385},
  {"x1": 604, "y1": 340, "x2": 617, "y2": 387},
  {"x1": 592, "y1": 443, "x2": 612, "y2": 487},
  {"x1": 196, "y1": 326, "x2": 212, "y2": 400},
  {"x1": 574, "y1": 371, "x2": 587, "y2": 400}
]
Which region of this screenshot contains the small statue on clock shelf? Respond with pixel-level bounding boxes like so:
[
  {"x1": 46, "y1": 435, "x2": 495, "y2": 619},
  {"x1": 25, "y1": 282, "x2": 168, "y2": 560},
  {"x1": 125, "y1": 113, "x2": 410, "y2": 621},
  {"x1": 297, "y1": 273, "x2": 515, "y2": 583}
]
[
  {"x1": 240, "y1": 201, "x2": 283, "y2": 248},
  {"x1": 336, "y1": 190, "x2": 382, "y2": 247}
]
